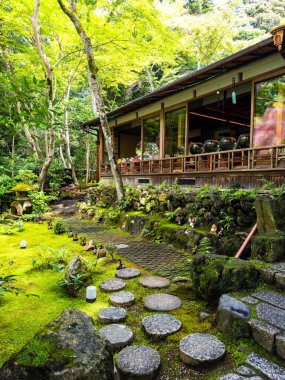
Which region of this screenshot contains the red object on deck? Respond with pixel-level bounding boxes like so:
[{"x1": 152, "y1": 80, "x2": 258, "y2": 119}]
[{"x1": 235, "y1": 223, "x2": 257, "y2": 258}]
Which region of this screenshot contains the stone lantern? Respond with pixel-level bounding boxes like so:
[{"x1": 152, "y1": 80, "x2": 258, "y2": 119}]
[{"x1": 11, "y1": 183, "x2": 33, "y2": 215}]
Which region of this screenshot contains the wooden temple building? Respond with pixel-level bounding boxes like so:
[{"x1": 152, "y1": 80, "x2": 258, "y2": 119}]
[{"x1": 82, "y1": 27, "x2": 285, "y2": 188}]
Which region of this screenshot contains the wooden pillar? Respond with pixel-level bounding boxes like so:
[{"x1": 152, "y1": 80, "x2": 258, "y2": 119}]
[
  {"x1": 160, "y1": 102, "x2": 165, "y2": 158},
  {"x1": 250, "y1": 80, "x2": 255, "y2": 147},
  {"x1": 185, "y1": 103, "x2": 189, "y2": 156}
]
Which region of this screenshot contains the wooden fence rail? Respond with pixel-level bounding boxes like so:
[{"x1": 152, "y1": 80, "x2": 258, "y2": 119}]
[{"x1": 100, "y1": 144, "x2": 285, "y2": 177}]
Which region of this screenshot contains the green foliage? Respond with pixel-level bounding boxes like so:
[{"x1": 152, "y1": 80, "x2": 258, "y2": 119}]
[
  {"x1": 196, "y1": 184, "x2": 221, "y2": 201},
  {"x1": 12, "y1": 183, "x2": 34, "y2": 192},
  {"x1": 28, "y1": 191, "x2": 52, "y2": 214},
  {"x1": 0, "y1": 273, "x2": 20, "y2": 296},
  {"x1": 219, "y1": 212, "x2": 235, "y2": 232},
  {"x1": 59, "y1": 274, "x2": 85, "y2": 297},
  {"x1": 31, "y1": 247, "x2": 70, "y2": 272},
  {"x1": 0, "y1": 174, "x2": 16, "y2": 196},
  {"x1": 53, "y1": 218, "x2": 66, "y2": 235},
  {"x1": 16, "y1": 170, "x2": 38, "y2": 185},
  {"x1": 195, "y1": 236, "x2": 212, "y2": 254}
]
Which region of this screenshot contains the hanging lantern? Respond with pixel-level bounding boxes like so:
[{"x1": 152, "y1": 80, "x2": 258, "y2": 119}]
[{"x1": 271, "y1": 24, "x2": 285, "y2": 60}]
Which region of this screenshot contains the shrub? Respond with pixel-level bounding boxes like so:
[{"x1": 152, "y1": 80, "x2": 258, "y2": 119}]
[
  {"x1": 28, "y1": 191, "x2": 51, "y2": 214},
  {"x1": 0, "y1": 274, "x2": 20, "y2": 296},
  {"x1": 16, "y1": 170, "x2": 38, "y2": 185},
  {"x1": 53, "y1": 218, "x2": 66, "y2": 235}
]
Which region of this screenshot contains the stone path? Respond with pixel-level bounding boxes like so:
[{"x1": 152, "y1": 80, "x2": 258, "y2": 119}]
[
  {"x1": 116, "y1": 345, "x2": 161, "y2": 379},
  {"x1": 142, "y1": 314, "x2": 182, "y2": 338},
  {"x1": 100, "y1": 278, "x2": 126, "y2": 292},
  {"x1": 64, "y1": 218, "x2": 188, "y2": 277},
  {"x1": 116, "y1": 268, "x2": 141, "y2": 279},
  {"x1": 217, "y1": 352, "x2": 285, "y2": 380},
  {"x1": 242, "y1": 290, "x2": 285, "y2": 359},
  {"x1": 180, "y1": 333, "x2": 226, "y2": 366},
  {"x1": 109, "y1": 291, "x2": 135, "y2": 307},
  {"x1": 98, "y1": 307, "x2": 127, "y2": 324},
  {"x1": 139, "y1": 276, "x2": 170, "y2": 289},
  {"x1": 144, "y1": 294, "x2": 182, "y2": 312},
  {"x1": 99, "y1": 324, "x2": 133, "y2": 351}
]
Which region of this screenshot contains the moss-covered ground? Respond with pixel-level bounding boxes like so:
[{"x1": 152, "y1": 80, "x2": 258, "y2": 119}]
[{"x1": 0, "y1": 220, "x2": 283, "y2": 379}]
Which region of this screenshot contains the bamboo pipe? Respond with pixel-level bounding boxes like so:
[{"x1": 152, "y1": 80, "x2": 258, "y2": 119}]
[{"x1": 235, "y1": 223, "x2": 257, "y2": 259}]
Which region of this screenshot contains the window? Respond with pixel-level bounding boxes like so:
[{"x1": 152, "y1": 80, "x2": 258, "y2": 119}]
[
  {"x1": 142, "y1": 115, "x2": 160, "y2": 158},
  {"x1": 254, "y1": 74, "x2": 285, "y2": 147},
  {"x1": 165, "y1": 108, "x2": 186, "y2": 157}
]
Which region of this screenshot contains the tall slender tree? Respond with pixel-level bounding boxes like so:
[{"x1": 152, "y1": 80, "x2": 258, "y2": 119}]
[{"x1": 57, "y1": 0, "x2": 125, "y2": 201}]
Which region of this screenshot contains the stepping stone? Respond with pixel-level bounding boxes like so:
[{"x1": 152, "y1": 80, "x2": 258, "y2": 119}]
[
  {"x1": 116, "y1": 345, "x2": 160, "y2": 379},
  {"x1": 144, "y1": 294, "x2": 181, "y2": 311},
  {"x1": 236, "y1": 365, "x2": 257, "y2": 376},
  {"x1": 99, "y1": 324, "x2": 133, "y2": 351},
  {"x1": 253, "y1": 290, "x2": 285, "y2": 310},
  {"x1": 246, "y1": 352, "x2": 285, "y2": 380},
  {"x1": 142, "y1": 313, "x2": 181, "y2": 338},
  {"x1": 117, "y1": 244, "x2": 129, "y2": 249},
  {"x1": 116, "y1": 268, "x2": 140, "y2": 279},
  {"x1": 109, "y1": 291, "x2": 135, "y2": 307},
  {"x1": 256, "y1": 302, "x2": 285, "y2": 330},
  {"x1": 98, "y1": 307, "x2": 126, "y2": 324},
  {"x1": 179, "y1": 333, "x2": 226, "y2": 366},
  {"x1": 100, "y1": 278, "x2": 126, "y2": 292},
  {"x1": 139, "y1": 276, "x2": 170, "y2": 289}
]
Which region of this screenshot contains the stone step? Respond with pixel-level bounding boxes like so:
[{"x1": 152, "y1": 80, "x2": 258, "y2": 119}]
[
  {"x1": 246, "y1": 352, "x2": 285, "y2": 380},
  {"x1": 259, "y1": 265, "x2": 285, "y2": 289},
  {"x1": 248, "y1": 319, "x2": 281, "y2": 353}
]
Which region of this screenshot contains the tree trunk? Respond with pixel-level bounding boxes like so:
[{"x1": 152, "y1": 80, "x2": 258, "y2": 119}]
[
  {"x1": 31, "y1": 0, "x2": 55, "y2": 190},
  {"x1": 63, "y1": 81, "x2": 79, "y2": 185},
  {"x1": 57, "y1": 0, "x2": 124, "y2": 202}
]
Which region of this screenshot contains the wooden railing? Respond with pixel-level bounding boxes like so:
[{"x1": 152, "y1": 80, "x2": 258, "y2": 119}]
[{"x1": 100, "y1": 145, "x2": 285, "y2": 177}]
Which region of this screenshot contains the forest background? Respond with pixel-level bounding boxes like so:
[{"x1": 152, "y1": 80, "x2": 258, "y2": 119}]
[{"x1": 0, "y1": 0, "x2": 284, "y2": 194}]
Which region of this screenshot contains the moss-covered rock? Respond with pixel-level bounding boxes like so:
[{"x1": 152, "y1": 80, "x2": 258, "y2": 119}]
[
  {"x1": 251, "y1": 233, "x2": 285, "y2": 262},
  {"x1": 0, "y1": 308, "x2": 114, "y2": 380},
  {"x1": 191, "y1": 254, "x2": 260, "y2": 302}
]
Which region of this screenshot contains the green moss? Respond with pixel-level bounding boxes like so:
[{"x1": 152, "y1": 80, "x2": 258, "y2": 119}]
[
  {"x1": 12, "y1": 183, "x2": 34, "y2": 192},
  {"x1": 16, "y1": 337, "x2": 54, "y2": 366}
]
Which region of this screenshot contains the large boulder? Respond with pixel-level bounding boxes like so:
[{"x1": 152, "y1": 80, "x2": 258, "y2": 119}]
[
  {"x1": 191, "y1": 254, "x2": 259, "y2": 302},
  {"x1": 0, "y1": 308, "x2": 114, "y2": 380},
  {"x1": 217, "y1": 295, "x2": 251, "y2": 338}
]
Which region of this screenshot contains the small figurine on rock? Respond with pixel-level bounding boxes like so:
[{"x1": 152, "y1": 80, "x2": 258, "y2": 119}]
[
  {"x1": 210, "y1": 224, "x2": 217, "y2": 234},
  {"x1": 48, "y1": 220, "x2": 53, "y2": 230},
  {"x1": 79, "y1": 236, "x2": 87, "y2": 246},
  {"x1": 85, "y1": 240, "x2": 94, "y2": 251},
  {"x1": 116, "y1": 259, "x2": 126, "y2": 270},
  {"x1": 97, "y1": 245, "x2": 106, "y2": 259},
  {"x1": 73, "y1": 233, "x2": 79, "y2": 241}
]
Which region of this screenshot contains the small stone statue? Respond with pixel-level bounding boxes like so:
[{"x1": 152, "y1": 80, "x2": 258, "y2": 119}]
[
  {"x1": 73, "y1": 233, "x2": 79, "y2": 241},
  {"x1": 97, "y1": 245, "x2": 106, "y2": 259},
  {"x1": 68, "y1": 228, "x2": 74, "y2": 238},
  {"x1": 48, "y1": 220, "x2": 53, "y2": 230},
  {"x1": 210, "y1": 224, "x2": 217, "y2": 234},
  {"x1": 93, "y1": 245, "x2": 98, "y2": 255},
  {"x1": 189, "y1": 216, "x2": 196, "y2": 228},
  {"x1": 85, "y1": 240, "x2": 94, "y2": 251},
  {"x1": 79, "y1": 236, "x2": 87, "y2": 246},
  {"x1": 218, "y1": 227, "x2": 223, "y2": 237},
  {"x1": 116, "y1": 259, "x2": 126, "y2": 270}
]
